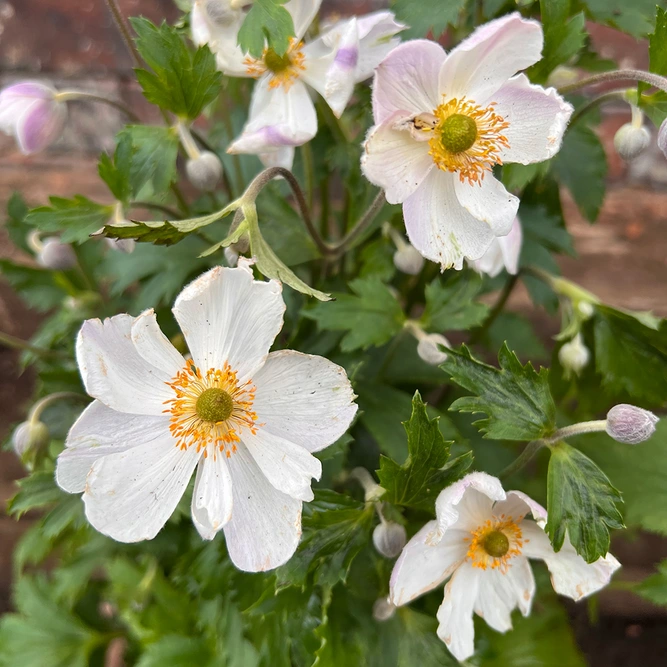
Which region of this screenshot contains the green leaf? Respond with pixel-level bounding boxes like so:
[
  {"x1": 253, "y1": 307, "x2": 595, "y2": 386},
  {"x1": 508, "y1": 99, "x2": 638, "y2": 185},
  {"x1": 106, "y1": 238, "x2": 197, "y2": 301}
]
[
  {"x1": 305, "y1": 278, "x2": 404, "y2": 350},
  {"x1": 581, "y1": 0, "x2": 657, "y2": 38},
  {"x1": 137, "y1": 636, "x2": 214, "y2": 667},
  {"x1": 636, "y1": 560, "x2": 667, "y2": 606},
  {"x1": 7, "y1": 472, "x2": 68, "y2": 518},
  {"x1": 593, "y1": 305, "x2": 667, "y2": 404},
  {"x1": 442, "y1": 343, "x2": 556, "y2": 441},
  {"x1": 378, "y1": 392, "x2": 473, "y2": 512},
  {"x1": 553, "y1": 124, "x2": 607, "y2": 222},
  {"x1": 391, "y1": 0, "x2": 467, "y2": 39},
  {"x1": 648, "y1": 7, "x2": 667, "y2": 77},
  {"x1": 237, "y1": 0, "x2": 295, "y2": 58},
  {"x1": 0, "y1": 259, "x2": 66, "y2": 312},
  {"x1": 420, "y1": 273, "x2": 489, "y2": 332},
  {"x1": 4, "y1": 191, "x2": 31, "y2": 253},
  {"x1": 545, "y1": 441, "x2": 624, "y2": 562},
  {"x1": 276, "y1": 490, "x2": 374, "y2": 591},
  {"x1": 484, "y1": 312, "x2": 548, "y2": 362},
  {"x1": 502, "y1": 161, "x2": 551, "y2": 192},
  {"x1": 98, "y1": 132, "x2": 133, "y2": 203},
  {"x1": 26, "y1": 196, "x2": 114, "y2": 245},
  {"x1": 131, "y1": 18, "x2": 223, "y2": 119}
]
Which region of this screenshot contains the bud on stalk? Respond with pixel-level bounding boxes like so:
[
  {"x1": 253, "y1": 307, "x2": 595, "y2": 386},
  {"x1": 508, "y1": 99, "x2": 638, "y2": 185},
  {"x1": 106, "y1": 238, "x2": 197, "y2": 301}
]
[
  {"x1": 606, "y1": 404, "x2": 658, "y2": 444},
  {"x1": 614, "y1": 105, "x2": 650, "y2": 161},
  {"x1": 373, "y1": 520, "x2": 407, "y2": 558}
]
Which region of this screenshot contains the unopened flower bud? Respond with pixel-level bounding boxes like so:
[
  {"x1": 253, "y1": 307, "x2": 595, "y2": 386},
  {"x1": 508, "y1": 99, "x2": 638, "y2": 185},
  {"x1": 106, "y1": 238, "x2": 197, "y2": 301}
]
[
  {"x1": 606, "y1": 404, "x2": 658, "y2": 444},
  {"x1": 658, "y1": 119, "x2": 667, "y2": 160},
  {"x1": 558, "y1": 333, "x2": 589, "y2": 376},
  {"x1": 186, "y1": 151, "x2": 223, "y2": 191},
  {"x1": 105, "y1": 237, "x2": 135, "y2": 253},
  {"x1": 224, "y1": 246, "x2": 239, "y2": 267},
  {"x1": 393, "y1": 244, "x2": 424, "y2": 275},
  {"x1": 576, "y1": 300, "x2": 594, "y2": 320},
  {"x1": 373, "y1": 521, "x2": 407, "y2": 558},
  {"x1": 614, "y1": 122, "x2": 650, "y2": 161},
  {"x1": 372, "y1": 597, "x2": 396, "y2": 622},
  {"x1": 417, "y1": 333, "x2": 450, "y2": 365},
  {"x1": 37, "y1": 237, "x2": 77, "y2": 270},
  {"x1": 204, "y1": 0, "x2": 240, "y2": 25},
  {"x1": 11, "y1": 420, "x2": 50, "y2": 460}
]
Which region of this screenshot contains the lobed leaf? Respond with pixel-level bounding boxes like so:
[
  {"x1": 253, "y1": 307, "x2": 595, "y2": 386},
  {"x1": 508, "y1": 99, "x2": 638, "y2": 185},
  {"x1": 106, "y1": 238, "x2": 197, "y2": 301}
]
[{"x1": 237, "y1": 0, "x2": 295, "y2": 58}]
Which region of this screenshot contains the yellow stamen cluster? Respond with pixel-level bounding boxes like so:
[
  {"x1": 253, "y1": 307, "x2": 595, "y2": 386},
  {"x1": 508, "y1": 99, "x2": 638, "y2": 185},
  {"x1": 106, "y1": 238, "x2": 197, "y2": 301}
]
[
  {"x1": 464, "y1": 514, "x2": 524, "y2": 573},
  {"x1": 163, "y1": 362, "x2": 258, "y2": 458},
  {"x1": 244, "y1": 37, "x2": 306, "y2": 90},
  {"x1": 426, "y1": 97, "x2": 510, "y2": 186}
]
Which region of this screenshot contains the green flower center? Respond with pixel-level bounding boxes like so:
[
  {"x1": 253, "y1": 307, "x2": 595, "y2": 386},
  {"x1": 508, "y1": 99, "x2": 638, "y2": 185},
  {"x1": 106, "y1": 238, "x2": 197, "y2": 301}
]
[
  {"x1": 439, "y1": 114, "x2": 478, "y2": 154},
  {"x1": 196, "y1": 388, "x2": 233, "y2": 423},
  {"x1": 264, "y1": 48, "x2": 292, "y2": 73},
  {"x1": 483, "y1": 530, "x2": 510, "y2": 558}
]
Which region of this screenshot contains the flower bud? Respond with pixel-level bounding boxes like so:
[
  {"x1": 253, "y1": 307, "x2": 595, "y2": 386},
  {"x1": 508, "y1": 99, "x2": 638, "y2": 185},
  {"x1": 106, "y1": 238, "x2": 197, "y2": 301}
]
[
  {"x1": 373, "y1": 521, "x2": 406, "y2": 558},
  {"x1": 558, "y1": 333, "x2": 589, "y2": 376},
  {"x1": 37, "y1": 237, "x2": 77, "y2": 270},
  {"x1": 11, "y1": 420, "x2": 50, "y2": 460},
  {"x1": 658, "y1": 119, "x2": 667, "y2": 160},
  {"x1": 417, "y1": 333, "x2": 450, "y2": 366},
  {"x1": 186, "y1": 151, "x2": 223, "y2": 191},
  {"x1": 614, "y1": 122, "x2": 651, "y2": 161},
  {"x1": 105, "y1": 237, "x2": 136, "y2": 253},
  {"x1": 576, "y1": 300, "x2": 594, "y2": 320},
  {"x1": 606, "y1": 404, "x2": 658, "y2": 444},
  {"x1": 393, "y1": 244, "x2": 424, "y2": 275},
  {"x1": 372, "y1": 597, "x2": 396, "y2": 622},
  {"x1": 224, "y1": 246, "x2": 239, "y2": 267}
]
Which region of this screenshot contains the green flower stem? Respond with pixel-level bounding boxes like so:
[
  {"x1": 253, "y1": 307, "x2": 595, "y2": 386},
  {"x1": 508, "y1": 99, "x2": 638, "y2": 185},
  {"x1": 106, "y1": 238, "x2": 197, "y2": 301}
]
[
  {"x1": 558, "y1": 68, "x2": 667, "y2": 96},
  {"x1": 29, "y1": 392, "x2": 88, "y2": 423},
  {"x1": 54, "y1": 91, "x2": 140, "y2": 122},
  {"x1": 0, "y1": 331, "x2": 66, "y2": 360},
  {"x1": 301, "y1": 142, "x2": 315, "y2": 212},
  {"x1": 328, "y1": 190, "x2": 386, "y2": 256},
  {"x1": 104, "y1": 0, "x2": 142, "y2": 68},
  {"x1": 499, "y1": 440, "x2": 547, "y2": 479},
  {"x1": 524, "y1": 266, "x2": 600, "y2": 305},
  {"x1": 349, "y1": 467, "x2": 384, "y2": 502},
  {"x1": 570, "y1": 90, "x2": 628, "y2": 125}
]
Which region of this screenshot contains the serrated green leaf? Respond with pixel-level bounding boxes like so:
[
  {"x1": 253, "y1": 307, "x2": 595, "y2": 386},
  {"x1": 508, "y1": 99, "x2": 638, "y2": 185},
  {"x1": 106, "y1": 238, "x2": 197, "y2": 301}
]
[
  {"x1": 276, "y1": 490, "x2": 374, "y2": 591},
  {"x1": 635, "y1": 560, "x2": 667, "y2": 606},
  {"x1": 26, "y1": 196, "x2": 114, "y2": 245},
  {"x1": 305, "y1": 278, "x2": 404, "y2": 349},
  {"x1": 237, "y1": 0, "x2": 295, "y2": 58},
  {"x1": 442, "y1": 343, "x2": 556, "y2": 441},
  {"x1": 0, "y1": 259, "x2": 66, "y2": 312},
  {"x1": 4, "y1": 191, "x2": 31, "y2": 253},
  {"x1": 131, "y1": 18, "x2": 222, "y2": 119},
  {"x1": 377, "y1": 392, "x2": 473, "y2": 512},
  {"x1": 391, "y1": 0, "x2": 467, "y2": 39},
  {"x1": 546, "y1": 441, "x2": 624, "y2": 562},
  {"x1": 648, "y1": 7, "x2": 667, "y2": 76},
  {"x1": 502, "y1": 161, "x2": 551, "y2": 192},
  {"x1": 7, "y1": 472, "x2": 68, "y2": 518},
  {"x1": 581, "y1": 0, "x2": 656, "y2": 38},
  {"x1": 136, "y1": 636, "x2": 214, "y2": 667},
  {"x1": 593, "y1": 305, "x2": 667, "y2": 404},
  {"x1": 420, "y1": 272, "x2": 489, "y2": 332},
  {"x1": 98, "y1": 132, "x2": 133, "y2": 203}
]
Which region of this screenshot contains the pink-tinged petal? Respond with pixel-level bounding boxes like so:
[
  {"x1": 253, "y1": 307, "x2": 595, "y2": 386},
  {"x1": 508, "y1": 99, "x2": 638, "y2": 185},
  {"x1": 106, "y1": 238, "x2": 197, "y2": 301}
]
[
  {"x1": 658, "y1": 119, "x2": 667, "y2": 159},
  {"x1": 83, "y1": 437, "x2": 200, "y2": 542},
  {"x1": 56, "y1": 401, "x2": 170, "y2": 493},
  {"x1": 433, "y1": 472, "x2": 507, "y2": 537},
  {"x1": 521, "y1": 520, "x2": 621, "y2": 600},
  {"x1": 16, "y1": 97, "x2": 66, "y2": 154},
  {"x1": 251, "y1": 350, "x2": 357, "y2": 453},
  {"x1": 372, "y1": 40, "x2": 446, "y2": 123},
  {"x1": 130, "y1": 309, "x2": 186, "y2": 378},
  {"x1": 191, "y1": 450, "x2": 234, "y2": 539},
  {"x1": 76, "y1": 315, "x2": 175, "y2": 415},
  {"x1": 172, "y1": 265, "x2": 285, "y2": 382},
  {"x1": 403, "y1": 170, "x2": 501, "y2": 269},
  {"x1": 453, "y1": 174, "x2": 518, "y2": 237},
  {"x1": 436, "y1": 561, "x2": 480, "y2": 661},
  {"x1": 259, "y1": 146, "x2": 295, "y2": 169},
  {"x1": 286, "y1": 0, "x2": 321, "y2": 40},
  {"x1": 361, "y1": 113, "x2": 434, "y2": 204},
  {"x1": 494, "y1": 74, "x2": 573, "y2": 164},
  {"x1": 228, "y1": 79, "x2": 317, "y2": 155},
  {"x1": 223, "y1": 441, "x2": 302, "y2": 572},
  {"x1": 390, "y1": 520, "x2": 467, "y2": 606},
  {"x1": 438, "y1": 13, "x2": 543, "y2": 102},
  {"x1": 494, "y1": 487, "x2": 546, "y2": 523},
  {"x1": 351, "y1": 11, "x2": 405, "y2": 82}
]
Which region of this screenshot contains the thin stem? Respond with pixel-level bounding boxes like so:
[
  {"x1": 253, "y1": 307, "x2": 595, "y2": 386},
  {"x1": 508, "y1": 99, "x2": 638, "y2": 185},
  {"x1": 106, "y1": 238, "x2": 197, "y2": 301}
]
[
  {"x1": 55, "y1": 91, "x2": 140, "y2": 122},
  {"x1": 130, "y1": 201, "x2": 182, "y2": 219},
  {"x1": 544, "y1": 420, "x2": 608, "y2": 443},
  {"x1": 468, "y1": 273, "x2": 519, "y2": 346},
  {"x1": 30, "y1": 392, "x2": 87, "y2": 422},
  {"x1": 328, "y1": 190, "x2": 386, "y2": 256},
  {"x1": 558, "y1": 69, "x2": 667, "y2": 96},
  {"x1": 190, "y1": 130, "x2": 234, "y2": 198},
  {"x1": 0, "y1": 331, "x2": 65, "y2": 360},
  {"x1": 104, "y1": 0, "x2": 142, "y2": 68},
  {"x1": 301, "y1": 142, "x2": 315, "y2": 212},
  {"x1": 570, "y1": 90, "x2": 627, "y2": 125},
  {"x1": 499, "y1": 440, "x2": 546, "y2": 479}
]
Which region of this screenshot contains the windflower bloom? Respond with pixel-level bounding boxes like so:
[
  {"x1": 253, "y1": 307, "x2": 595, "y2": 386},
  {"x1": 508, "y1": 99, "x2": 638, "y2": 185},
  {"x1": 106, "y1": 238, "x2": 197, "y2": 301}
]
[
  {"x1": 0, "y1": 81, "x2": 67, "y2": 154},
  {"x1": 191, "y1": 0, "x2": 404, "y2": 168},
  {"x1": 390, "y1": 472, "x2": 620, "y2": 662},
  {"x1": 362, "y1": 13, "x2": 573, "y2": 269},
  {"x1": 469, "y1": 216, "x2": 522, "y2": 277},
  {"x1": 56, "y1": 263, "x2": 357, "y2": 572}
]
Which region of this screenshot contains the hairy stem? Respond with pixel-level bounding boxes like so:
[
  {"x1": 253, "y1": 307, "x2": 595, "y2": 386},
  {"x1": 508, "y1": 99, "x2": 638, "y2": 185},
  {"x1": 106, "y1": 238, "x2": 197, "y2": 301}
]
[
  {"x1": 0, "y1": 331, "x2": 65, "y2": 360},
  {"x1": 104, "y1": 0, "x2": 142, "y2": 68},
  {"x1": 328, "y1": 190, "x2": 386, "y2": 256},
  {"x1": 570, "y1": 90, "x2": 628, "y2": 125},
  {"x1": 30, "y1": 392, "x2": 88, "y2": 422},
  {"x1": 558, "y1": 68, "x2": 667, "y2": 96},
  {"x1": 544, "y1": 420, "x2": 608, "y2": 443},
  {"x1": 55, "y1": 91, "x2": 140, "y2": 122}
]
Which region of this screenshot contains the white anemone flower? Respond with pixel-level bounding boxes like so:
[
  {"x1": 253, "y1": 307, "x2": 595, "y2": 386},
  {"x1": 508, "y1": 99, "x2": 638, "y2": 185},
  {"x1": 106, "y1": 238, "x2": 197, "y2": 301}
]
[
  {"x1": 390, "y1": 472, "x2": 620, "y2": 662},
  {"x1": 191, "y1": 0, "x2": 404, "y2": 168},
  {"x1": 362, "y1": 13, "x2": 573, "y2": 270},
  {"x1": 55, "y1": 262, "x2": 357, "y2": 572},
  {"x1": 469, "y1": 216, "x2": 522, "y2": 277}
]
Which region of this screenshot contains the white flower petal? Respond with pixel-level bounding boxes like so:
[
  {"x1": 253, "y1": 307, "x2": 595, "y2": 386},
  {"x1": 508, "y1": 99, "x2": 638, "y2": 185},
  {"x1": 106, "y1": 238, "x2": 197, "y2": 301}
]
[
  {"x1": 438, "y1": 12, "x2": 543, "y2": 102},
  {"x1": 390, "y1": 520, "x2": 467, "y2": 606},
  {"x1": 493, "y1": 74, "x2": 573, "y2": 164},
  {"x1": 259, "y1": 146, "x2": 296, "y2": 170},
  {"x1": 76, "y1": 315, "x2": 175, "y2": 415},
  {"x1": 131, "y1": 309, "x2": 186, "y2": 377},
  {"x1": 83, "y1": 438, "x2": 200, "y2": 542},
  {"x1": 505, "y1": 556, "x2": 536, "y2": 616},
  {"x1": 453, "y1": 174, "x2": 518, "y2": 236},
  {"x1": 361, "y1": 113, "x2": 434, "y2": 204},
  {"x1": 436, "y1": 561, "x2": 480, "y2": 662},
  {"x1": 252, "y1": 350, "x2": 357, "y2": 453},
  {"x1": 172, "y1": 265, "x2": 285, "y2": 381},
  {"x1": 473, "y1": 568, "x2": 515, "y2": 633},
  {"x1": 191, "y1": 450, "x2": 234, "y2": 539},
  {"x1": 372, "y1": 40, "x2": 446, "y2": 124},
  {"x1": 403, "y1": 170, "x2": 502, "y2": 269},
  {"x1": 56, "y1": 401, "x2": 170, "y2": 493},
  {"x1": 521, "y1": 521, "x2": 621, "y2": 601},
  {"x1": 494, "y1": 488, "x2": 547, "y2": 523},
  {"x1": 223, "y1": 441, "x2": 302, "y2": 572},
  {"x1": 350, "y1": 11, "x2": 405, "y2": 82},
  {"x1": 241, "y1": 428, "x2": 321, "y2": 501},
  {"x1": 286, "y1": 0, "x2": 321, "y2": 40}
]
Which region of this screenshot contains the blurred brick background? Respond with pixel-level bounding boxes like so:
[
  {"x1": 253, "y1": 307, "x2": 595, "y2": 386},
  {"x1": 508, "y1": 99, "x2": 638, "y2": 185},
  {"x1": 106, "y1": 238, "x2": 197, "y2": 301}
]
[{"x1": 0, "y1": 1, "x2": 666, "y2": 664}]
